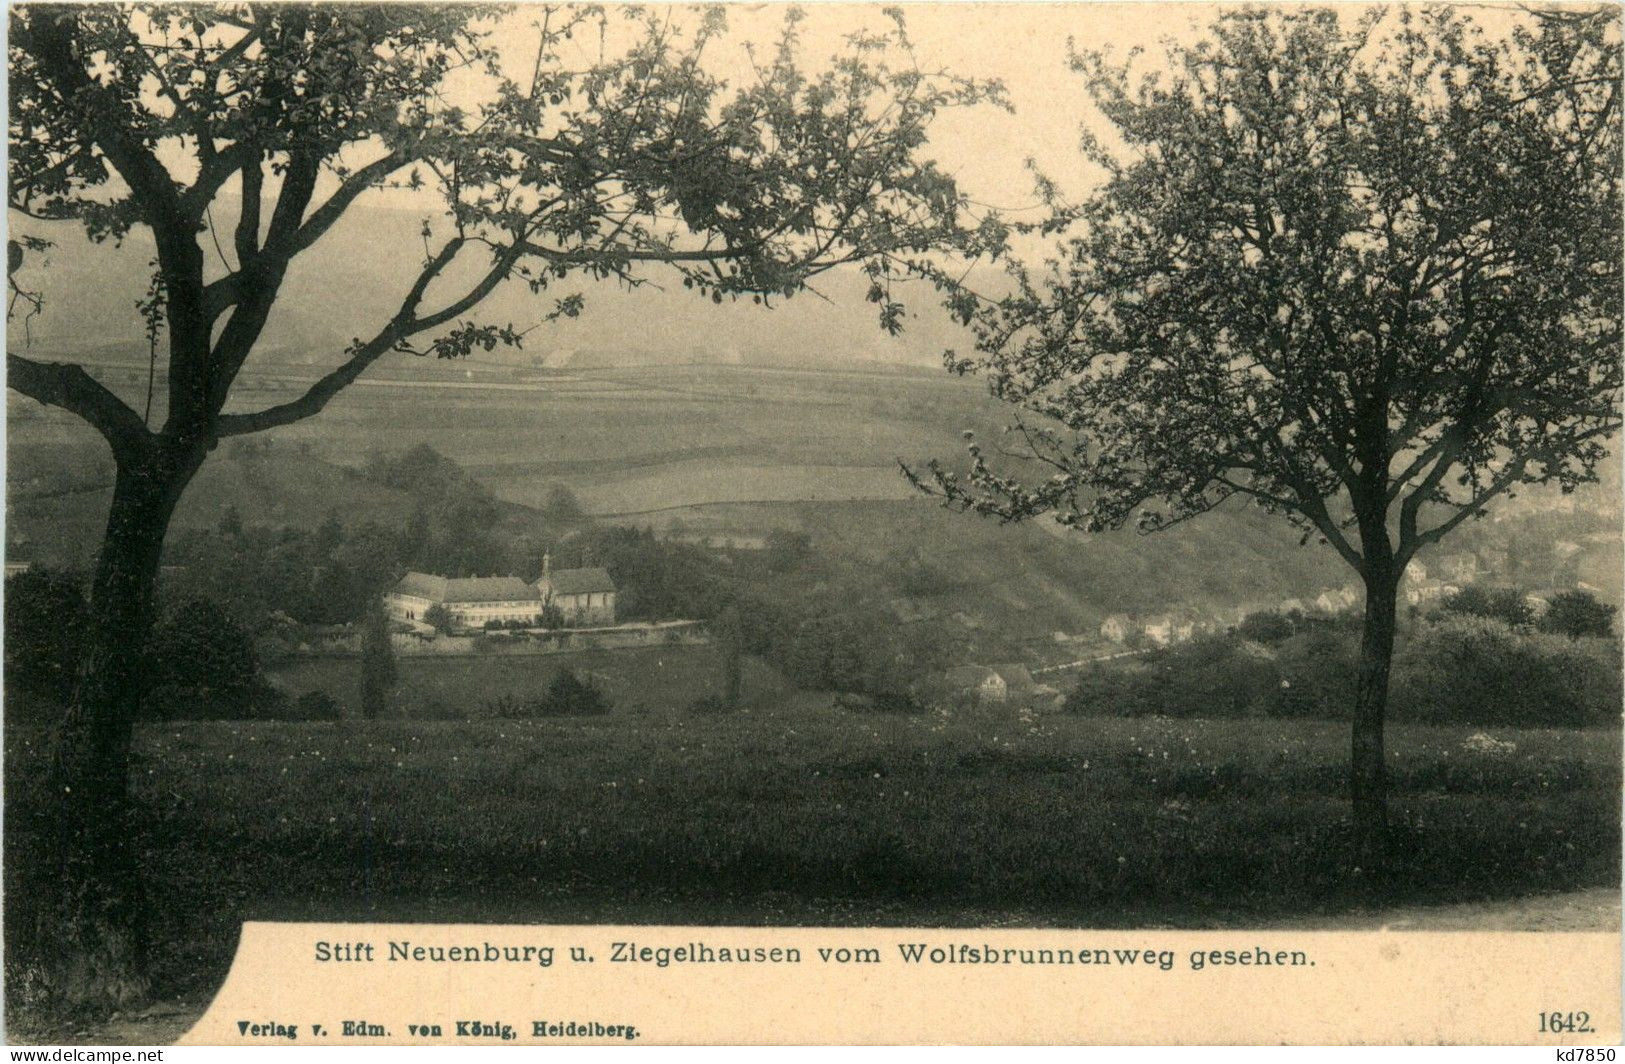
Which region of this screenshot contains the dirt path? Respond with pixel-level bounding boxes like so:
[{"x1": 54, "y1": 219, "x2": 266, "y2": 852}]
[{"x1": 1271, "y1": 886, "x2": 1621, "y2": 932}]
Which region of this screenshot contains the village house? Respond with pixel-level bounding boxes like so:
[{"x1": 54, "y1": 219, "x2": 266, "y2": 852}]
[
  {"x1": 534, "y1": 553, "x2": 618, "y2": 626},
  {"x1": 1142, "y1": 612, "x2": 1197, "y2": 646},
  {"x1": 945, "y1": 663, "x2": 1039, "y2": 704},
  {"x1": 1437, "y1": 552, "x2": 1479, "y2": 584},
  {"x1": 385, "y1": 572, "x2": 544, "y2": 628},
  {"x1": 1099, "y1": 614, "x2": 1133, "y2": 643},
  {"x1": 1141, "y1": 614, "x2": 1176, "y2": 645},
  {"x1": 1312, "y1": 585, "x2": 1361, "y2": 615},
  {"x1": 1404, "y1": 580, "x2": 1449, "y2": 606}
]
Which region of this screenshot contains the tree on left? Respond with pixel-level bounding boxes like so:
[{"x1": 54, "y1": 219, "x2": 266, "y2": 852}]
[{"x1": 7, "y1": 2, "x2": 999, "y2": 1008}]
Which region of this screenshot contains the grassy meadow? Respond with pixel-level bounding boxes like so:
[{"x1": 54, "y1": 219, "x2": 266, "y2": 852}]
[
  {"x1": 264, "y1": 644, "x2": 775, "y2": 719},
  {"x1": 6, "y1": 704, "x2": 1619, "y2": 1009}
]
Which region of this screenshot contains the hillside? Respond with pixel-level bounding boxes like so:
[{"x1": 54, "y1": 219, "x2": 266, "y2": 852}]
[
  {"x1": 10, "y1": 357, "x2": 1619, "y2": 658},
  {"x1": 5, "y1": 428, "x2": 548, "y2": 569}
]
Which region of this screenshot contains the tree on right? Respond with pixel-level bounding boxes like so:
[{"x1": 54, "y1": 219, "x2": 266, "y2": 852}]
[{"x1": 912, "y1": 6, "x2": 1622, "y2": 861}]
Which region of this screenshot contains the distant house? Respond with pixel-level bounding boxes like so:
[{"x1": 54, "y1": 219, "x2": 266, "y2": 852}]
[
  {"x1": 1142, "y1": 615, "x2": 1175, "y2": 645},
  {"x1": 1404, "y1": 560, "x2": 1428, "y2": 585},
  {"x1": 4, "y1": 562, "x2": 30, "y2": 579},
  {"x1": 944, "y1": 663, "x2": 1038, "y2": 704},
  {"x1": 1100, "y1": 614, "x2": 1133, "y2": 643},
  {"x1": 1405, "y1": 579, "x2": 1451, "y2": 607},
  {"x1": 1143, "y1": 613, "x2": 1195, "y2": 645},
  {"x1": 1312, "y1": 587, "x2": 1359, "y2": 614},
  {"x1": 990, "y1": 664, "x2": 1037, "y2": 699},
  {"x1": 1188, "y1": 611, "x2": 1224, "y2": 637},
  {"x1": 386, "y1": 572, "x2": 543, "y2": 628},
  {"x1": 1438, "y1": 552, "x2": 1479, "y2": 584},
  {"x1": 534, "y1": 553, "x2": 617, "y2": 626}
]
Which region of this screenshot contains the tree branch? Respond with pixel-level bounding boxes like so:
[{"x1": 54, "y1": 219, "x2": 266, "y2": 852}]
[
  {"x1": 14, "y1": 12, "x2": 186, "y2": 231},
  {"x1": 265, "y1": 148, "x2": 417, "y2": 262},
  {"x1": 214, "y1": 236, "x2": 527, "y2": 436},
  {"x1": 7, "y1": 352, "x2": 150, "y2": 460}
]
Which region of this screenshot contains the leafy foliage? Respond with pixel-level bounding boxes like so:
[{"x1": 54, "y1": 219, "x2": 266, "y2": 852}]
[
  {"x1": 1237, "y1": 610, "x2": 1296, "y2": 645},
  {"x1": 1394, "y1": 614, "x2": 1621, "y2": 728},
  {"x1": 291, "y1": 690, "x2": 342, "y2": 722},
  {"x1": 1539, "y1": 589, "x2": 1618, "y2": 640},
  {"x1": 422, "y1": 604, "x2": 454, "y2": 635},
  {"x1": 1441, "y1": 585, "x2": 1535, "y2": 628},
  {"x1": 4, "y1": 568, "x2": 89, "y2": 702},
  {"x1": 535, "y1": 669, "x2": 611, "y2": 718},
  {"x1": 140, "y1": 599, "x2": 260, "y2": 720},
  {"x1": 914, "y1": 6, "x2": 1620, "y2": 579},
  {"x1": 1065, "y1": 619, "x2": 1621, "y2": 729},
  {"x1": 10, "y1": 4, "x2": 1003, "y2": 449}
]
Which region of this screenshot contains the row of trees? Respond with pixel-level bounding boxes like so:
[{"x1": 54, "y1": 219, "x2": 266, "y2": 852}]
[
  {"x1": 1066, "y1": 613, "x2": 1622, "y2": 729},
  {"x1": 6, "y1": 569, "x2": 264, "y2": 723},
  {"x1": 1439, "y1": 586, "x2": 1616, "y2": 639},
  {"x1": 1230, "y1": 586, "x2": 1618, "y2": 645},
  {"x1": 6, "y1": 567, "x2": 409, "y2": 724}
]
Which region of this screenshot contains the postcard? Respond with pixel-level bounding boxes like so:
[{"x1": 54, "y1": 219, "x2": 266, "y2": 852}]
[{"x1": 5, "y1": 1, "x2": 1620, "y2": 1048}]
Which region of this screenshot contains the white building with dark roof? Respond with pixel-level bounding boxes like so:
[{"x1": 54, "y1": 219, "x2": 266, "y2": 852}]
[
  {"x1": 385, "y1": 572, "x2": 544, "y2": 628},
  {"x1": 944, "y1": 663, "x2": 1039, "y2": 704},
  {"x1": 534, "y1": 554, "x2": 617, "y2": 626}
]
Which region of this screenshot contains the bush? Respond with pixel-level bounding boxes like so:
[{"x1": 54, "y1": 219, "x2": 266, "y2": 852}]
[
  {"x1": 360, "y1": 602, "x2": 397, "y2": 720},
  {"x1": 1064, "y1": 635, "x2": 1282, "y2": 719},
  {"x1": 4, "y1": 568, "x2": 88, "y2": 702},
  {"x1": 1392, "y1": 615, "x2": 1622, "y2": 728},
  {"x1": 1061, "y1": 617, "x2": 1618, "y2": 729},
  {"x1": 141, "y1": 599, "x2": 260, "y2": 719},
  {"x1": 1539, "y1": 590, "x2": 1617, "y2": 640},
  {"x1": 1238, "y1": 610, "x2": 1295, "y2": 644},
  {"x1": 849, "y1": 690, "x2": 924, "y2": 714},
  {"x1": 1441, "y1": 585, "x2": 1534, "y2": 628},
  {"x1": 536, "y1": 669, "x2": 612, "y2": 717},
  {"x1": 483, "y1": 694, "x2": 528, "y2": 718}
]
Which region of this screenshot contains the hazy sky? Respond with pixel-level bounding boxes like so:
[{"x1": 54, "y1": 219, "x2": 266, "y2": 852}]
[{"x1": 359, "y1": 2, "x2": 1229, "y2": 220}]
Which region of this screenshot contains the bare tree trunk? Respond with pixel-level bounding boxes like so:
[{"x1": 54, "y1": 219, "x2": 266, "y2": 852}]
[
  {"x1": 1352, "y1": 567, "x2": 1399, "y2": 868},
  {"x1": 40, "y1": 446, "x2": 202, "y2": 1007}
]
